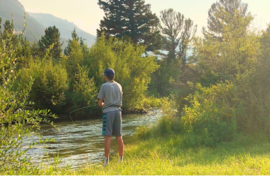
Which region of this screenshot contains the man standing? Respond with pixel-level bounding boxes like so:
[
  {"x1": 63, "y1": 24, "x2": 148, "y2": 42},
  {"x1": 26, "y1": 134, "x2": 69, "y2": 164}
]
[{"x1": 97, "y1": 68, "x2": 124, "y2": 166}]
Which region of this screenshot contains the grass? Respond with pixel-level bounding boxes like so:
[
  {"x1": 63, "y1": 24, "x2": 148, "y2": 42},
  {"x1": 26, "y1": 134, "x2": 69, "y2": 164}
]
[{"x1": 3, "y1": 133, "x2": 270, "y2": 175}]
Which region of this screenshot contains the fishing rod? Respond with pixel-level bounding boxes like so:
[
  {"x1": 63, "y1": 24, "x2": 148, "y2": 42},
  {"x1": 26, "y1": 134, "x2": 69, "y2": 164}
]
[{"x1": 69, "y1": 104, "x2": 98, "y2": 124}]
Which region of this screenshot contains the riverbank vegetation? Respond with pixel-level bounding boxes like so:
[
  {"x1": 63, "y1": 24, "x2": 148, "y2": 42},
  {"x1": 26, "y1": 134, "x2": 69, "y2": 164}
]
[{"x1": 1, "y1": 0, "x2": 270, "y2": 175}]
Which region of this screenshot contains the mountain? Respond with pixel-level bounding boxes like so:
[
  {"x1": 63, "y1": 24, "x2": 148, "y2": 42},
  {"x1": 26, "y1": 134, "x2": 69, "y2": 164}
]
[
  {"x1": 28, "y1": 13, "x2": 96, "y2": 47},
  {"x1": 0, "y1": 0, "x2": 45, "y2": 42}
]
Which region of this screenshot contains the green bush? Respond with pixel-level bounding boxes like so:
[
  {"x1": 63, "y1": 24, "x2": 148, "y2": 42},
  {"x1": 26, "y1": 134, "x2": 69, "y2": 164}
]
[
  {"x1": 0, "y1": 18, "x2": 55, "y2": 173},
  {"x1": 65, "y1": 65, "x2": 97, "y2": 114},
  {"x1": 19, "y1": 59, "x2": 69, "y2": 113},
  {"x1": 84, "y1": 34, "x2": 159, "y2": 111}
]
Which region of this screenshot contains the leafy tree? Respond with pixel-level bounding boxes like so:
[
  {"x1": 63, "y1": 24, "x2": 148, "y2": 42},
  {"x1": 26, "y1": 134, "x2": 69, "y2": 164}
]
[
  {"x1": 65, "y1": 65, "x2": 97, "y2": 113},
  {"x1": 159, "y1": 8, "x2": 197, "y2": 64},
  {"x1": 19, "y1": 59, "x2": 69, "y2": 113},
  {"x1": 38, "y1": 26, "x2": 62, "y2": 59},
  {"x1": 85, "y1": 34, "x2": 159, "y2": 109},
  {"x1": 97, "y1": 0, "x2": 162, "y2": 52},
  {"x1": 203, "y1": 0, "x2": 252, "y2": 41},
  {"x1": 16, "y1": 37, "x2": 32, "y2": 68}
]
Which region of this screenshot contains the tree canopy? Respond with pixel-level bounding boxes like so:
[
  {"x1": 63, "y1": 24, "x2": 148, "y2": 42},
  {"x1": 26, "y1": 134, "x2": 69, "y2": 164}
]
[{"x1": 97, "y1": 0, "x2": 162, "y2": 52}]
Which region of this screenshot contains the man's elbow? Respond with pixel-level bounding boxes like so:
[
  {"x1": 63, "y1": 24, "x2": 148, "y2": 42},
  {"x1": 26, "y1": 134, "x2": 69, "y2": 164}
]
[{"x1": 98, "y1": 100, "x2": 103, "y2": 107}]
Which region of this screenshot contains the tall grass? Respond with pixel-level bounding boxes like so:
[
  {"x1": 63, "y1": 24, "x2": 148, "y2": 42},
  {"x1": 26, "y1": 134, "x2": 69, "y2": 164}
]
[{"x1": 2, "y1": 134, "x2": 270, "y2": 175}]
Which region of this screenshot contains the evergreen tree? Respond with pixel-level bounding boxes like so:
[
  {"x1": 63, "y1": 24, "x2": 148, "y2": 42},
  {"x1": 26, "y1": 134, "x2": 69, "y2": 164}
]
[
  {"x1": 203, "y1": 0, "x2": 252, "y2": 41},
  {"x1": 159, "y1": 8, "x2": 197, "y2": 64},
  {"x1": 97, "y1": 0, "x2": 162, "y2": 52},
  {"x1": 64, "y1": 29, "x2": 89, "y2": 57},
  {"x1": 65, "y1": 37, "x2": 84, "y2": 82},
  {"x1": 0, "y1": 19, "x2": 18, "y2": 50},
  {"x1": 38, "y1": 26, "x2": 62, "y2": 59},
  {"x1": 64, "y1": 28, "x2": 79, "y2": 56}
]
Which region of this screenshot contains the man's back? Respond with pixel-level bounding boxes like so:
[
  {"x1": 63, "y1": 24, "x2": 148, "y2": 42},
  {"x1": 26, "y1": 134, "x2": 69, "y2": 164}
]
[{"x1": 98, "y1": 81, "x2": 123, "y2": 113}]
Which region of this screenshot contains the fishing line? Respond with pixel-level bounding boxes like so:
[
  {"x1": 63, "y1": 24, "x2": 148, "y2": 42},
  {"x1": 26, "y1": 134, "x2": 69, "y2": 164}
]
[{"x1": 69, "y1": 105, "x2": 98, "y2": 124}]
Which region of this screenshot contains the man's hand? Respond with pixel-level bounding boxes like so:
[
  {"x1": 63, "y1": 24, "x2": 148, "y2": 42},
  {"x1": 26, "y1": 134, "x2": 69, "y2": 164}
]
[{"x1": 98, "y1": 99, "x2": 105, "y2": 107}]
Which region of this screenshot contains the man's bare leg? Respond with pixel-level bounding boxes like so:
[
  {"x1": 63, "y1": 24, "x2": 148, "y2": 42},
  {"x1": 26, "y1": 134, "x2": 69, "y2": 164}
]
[
  {"x1": 105, "y1": 136, "x2": 111, "y2": 157},
  {"x1": 116, "y1": 136, "x2": 124, "y2": 160}
]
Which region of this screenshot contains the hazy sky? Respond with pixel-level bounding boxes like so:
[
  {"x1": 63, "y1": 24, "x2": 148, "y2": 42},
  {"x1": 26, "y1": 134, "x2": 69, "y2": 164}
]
[{"x1": 18, "y1": 0, "x2": 270, "y2": 36}]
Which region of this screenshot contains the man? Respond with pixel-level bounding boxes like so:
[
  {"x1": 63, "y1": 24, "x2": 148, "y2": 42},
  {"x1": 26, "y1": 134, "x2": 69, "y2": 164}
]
[{"x1": 97, "y1": 68, "x2": 124, "y2": 166}]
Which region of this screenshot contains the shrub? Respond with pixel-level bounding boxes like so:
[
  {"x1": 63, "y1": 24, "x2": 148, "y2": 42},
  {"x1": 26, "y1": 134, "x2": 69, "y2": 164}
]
[
  {"x1": 65, "y1": 65, "x2": 97, "y2": 114},
  {"x1": 84, "y1": 34, "x2": 159, "y2": 110},
  {"x1": 0, "y1": 17, "x2": 55, "y2": 173},
  {"x1": 19, "y1": 59, "x2": 69, "y2": 113}
]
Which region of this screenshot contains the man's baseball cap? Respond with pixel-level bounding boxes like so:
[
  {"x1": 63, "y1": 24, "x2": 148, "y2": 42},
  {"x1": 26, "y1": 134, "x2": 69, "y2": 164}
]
[{"x1": 102, "y1": 68, "x2": 115, "y2": 76}]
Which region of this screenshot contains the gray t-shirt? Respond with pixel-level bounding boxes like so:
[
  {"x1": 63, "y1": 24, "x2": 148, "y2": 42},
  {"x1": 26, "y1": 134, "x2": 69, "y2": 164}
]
[{"x1": 97, "y1": 81, "x2": 123, "y2": 113}]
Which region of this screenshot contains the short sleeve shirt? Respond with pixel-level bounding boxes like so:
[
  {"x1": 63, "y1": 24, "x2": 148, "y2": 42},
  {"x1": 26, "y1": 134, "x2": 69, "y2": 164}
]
[{"x1": 97, "y1": 81, "x2": 123, "y2": 113}]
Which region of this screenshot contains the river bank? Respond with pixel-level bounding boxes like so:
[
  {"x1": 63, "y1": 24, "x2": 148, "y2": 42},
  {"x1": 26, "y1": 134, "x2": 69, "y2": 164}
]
[
  {"x1": 4, "y1": 133, "x2": 270, "y2": 175},
  {"x1": 20, "y1": 109, "x2": 162, "y2": 168}
]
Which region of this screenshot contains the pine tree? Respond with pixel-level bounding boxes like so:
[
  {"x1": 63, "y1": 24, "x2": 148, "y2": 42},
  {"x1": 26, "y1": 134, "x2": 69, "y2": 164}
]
[
  {"x1": 64, "y1": 29, "x2": 88, "y2": 57},
  {"x1": 38, "y1": 26, "x2": 62, "y2": 59},
  {"x1": 64, "y1": 28, "x2": 79, "y2": 56},
  {"x1": 0, "y1": 19, "x2": 18, "y2": 50},
  {"x1": 203, "y1": 0, "x2": 252, "y2": 41},
  {"x1": 97, "y1": 0, "x2": 162, "y2": 52},
  {"x1": 159, "y1": 8, "x2": 197, "y2": 64}
]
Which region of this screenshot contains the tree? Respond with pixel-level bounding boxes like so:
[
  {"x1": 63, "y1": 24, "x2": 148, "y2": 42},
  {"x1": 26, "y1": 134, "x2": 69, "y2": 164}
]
[
  {"x1": 193, "y1": 8, "x2": 258, "y2": 85},
  {"x1": 203, "y1": 0, "x2": 252, "y2": 41},
  {"x1": 38, "y1": 26, "x2": 62, "y2": 59},
  {"x1": 159, "y1": 8, "x2": 197, "y2": 64},
  {"x1": 97, "y1": 0, "x2": 162, "y2": 52},
  {"x1": 64, "y1": 29, "x2": 89, "y2": 57},
  {"x1": 0, "y1": 19, "x2": 19, "y2": 50},
  {"x1": 85, "y1": 34, "x2": 159, "y2": 109},
  {"x1": 64, "y1": 28, "x2": 79, "y2": 56}
]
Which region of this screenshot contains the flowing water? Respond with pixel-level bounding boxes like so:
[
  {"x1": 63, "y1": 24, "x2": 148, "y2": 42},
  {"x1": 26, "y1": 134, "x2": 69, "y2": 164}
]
[{"x1": 22, "y1": 109, "x2": 162, "y2": 168}]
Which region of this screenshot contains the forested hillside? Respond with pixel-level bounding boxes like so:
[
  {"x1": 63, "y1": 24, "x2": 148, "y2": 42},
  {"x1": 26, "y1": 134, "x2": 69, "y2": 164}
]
[
  {"x1": 29, "y1": 13, "x2": 96, "y2": 46},
  {"x1": 0, "y1": 0, "x2": 44, "y2": 41}
]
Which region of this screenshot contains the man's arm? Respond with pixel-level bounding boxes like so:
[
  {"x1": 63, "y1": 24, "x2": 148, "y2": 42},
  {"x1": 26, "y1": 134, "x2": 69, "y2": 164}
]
[
  {"x1": 98, "y1": 99, "x2": 105, "y2": 107},
  {"x1": 97, "y1": 85, "x2": 105, "y2": 107}
]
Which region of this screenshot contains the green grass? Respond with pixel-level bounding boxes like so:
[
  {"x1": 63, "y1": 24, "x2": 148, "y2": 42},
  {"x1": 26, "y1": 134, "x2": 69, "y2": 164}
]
[{"x1": 3, "y1": 134, "x2": 270, "y2": 175}]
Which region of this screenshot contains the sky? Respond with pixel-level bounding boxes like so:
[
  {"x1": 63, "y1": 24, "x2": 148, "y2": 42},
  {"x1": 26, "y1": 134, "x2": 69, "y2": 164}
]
[{"x1": 18, "y1": 0, "x2": 270, "y2": 36}]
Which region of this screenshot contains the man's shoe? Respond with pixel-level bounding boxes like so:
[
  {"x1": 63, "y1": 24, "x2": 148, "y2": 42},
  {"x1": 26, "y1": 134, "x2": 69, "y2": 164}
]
[
  {"x1": 104, "y1": 157, "x2": 109, "y2": 167},
  {"x1": 119, "y1": 156, "x2": 123, "y2": 163}
]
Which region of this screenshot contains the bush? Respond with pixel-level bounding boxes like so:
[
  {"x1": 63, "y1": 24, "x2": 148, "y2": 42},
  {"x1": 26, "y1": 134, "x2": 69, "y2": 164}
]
[
  {"x1": 65, "y1": 65, "x2": 97, "y2": 114},
  {"x1": 84, "y1": 34, "x2": 159, "y2": 110},
  {"x1": 19, "y1": 59, "x2": 69, "y2": 113},
  {"x1": 0, "y1": 18, "x2": 55, "y2": 173}
]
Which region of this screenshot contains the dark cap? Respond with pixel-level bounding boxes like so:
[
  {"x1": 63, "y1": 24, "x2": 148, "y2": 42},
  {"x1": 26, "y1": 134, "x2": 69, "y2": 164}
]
[{"x1": 102, "y1": 68, "x2": 115, "y2": 76}]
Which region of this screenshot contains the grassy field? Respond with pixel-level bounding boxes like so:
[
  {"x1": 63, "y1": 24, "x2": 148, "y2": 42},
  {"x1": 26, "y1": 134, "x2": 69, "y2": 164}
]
[{"x1": 5, "y1": 133, "x2": 270, "y2": 175}]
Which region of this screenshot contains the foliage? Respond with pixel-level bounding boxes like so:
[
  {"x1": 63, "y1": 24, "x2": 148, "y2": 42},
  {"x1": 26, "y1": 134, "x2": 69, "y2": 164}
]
[
  {"x1": 203, "y1": 0, "x2": 252, "y2": 41},
  {"x1": 85, "y1": 34, "x2": 159, "y2": 110},
  {"x1": 64, "y1": 29, "x2": 89, "y2": 57},
  {"x1": 65, "y1": 65, "x2": 97, "y2": 113},
  {"x1": 149, "y1": 60, "x2": 182, "y2": 97},
  {"x1": 19, "y1": 59, "x2": 69, "y2": 113},
  {"x1": 38, "y1": 26, "x2": 62, "y2": 59},
  {"x1": 0, "y1": 17, "x2": 56, "y2": 173},
  {"x1": 97, "y1": 0, "x2": 162, "y2": 52},
  {"x1": 159, "y1": 8, "x2": 197, "y2": 64}
]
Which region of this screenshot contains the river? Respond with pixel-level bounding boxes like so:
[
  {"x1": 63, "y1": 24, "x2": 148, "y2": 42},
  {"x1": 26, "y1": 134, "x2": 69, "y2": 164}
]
[{"x1": 22, "y1": 109, "x2": 162, "y2": 168}]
